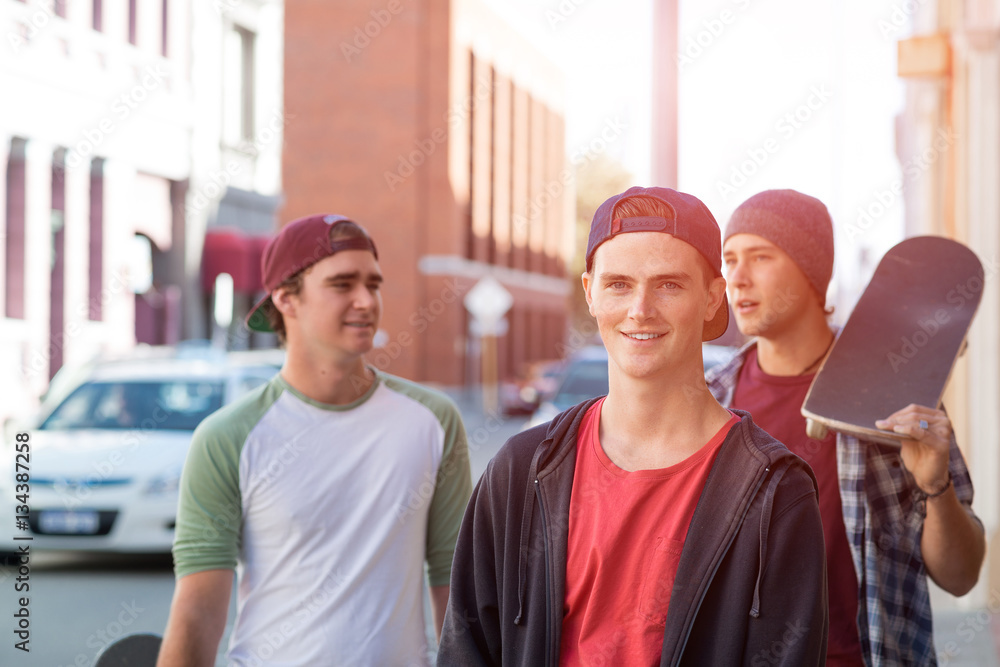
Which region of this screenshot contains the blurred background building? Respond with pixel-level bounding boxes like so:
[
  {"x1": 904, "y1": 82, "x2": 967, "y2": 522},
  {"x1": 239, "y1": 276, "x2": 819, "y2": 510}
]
[
  {"x1": 0, "y1": 0, "x2": 572, "y2": 423},
  {"x1": 283, "y1": 0, "x2": 573, "y2": 386}
]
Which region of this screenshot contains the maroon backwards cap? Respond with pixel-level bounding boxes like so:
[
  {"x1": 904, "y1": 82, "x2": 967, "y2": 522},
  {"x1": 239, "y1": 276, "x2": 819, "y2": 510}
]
[
  {"x1": 245, "y1": 214, "x2": 379, "y2": 333},
  {"x1": 585, "y1": 186, "x2": 729, "y2": 341}
]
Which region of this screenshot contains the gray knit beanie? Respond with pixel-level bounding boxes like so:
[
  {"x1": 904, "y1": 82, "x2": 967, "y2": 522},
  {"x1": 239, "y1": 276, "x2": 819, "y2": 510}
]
[{"x1": 725, "y1": 189, "x2": 834, "y2": 302}]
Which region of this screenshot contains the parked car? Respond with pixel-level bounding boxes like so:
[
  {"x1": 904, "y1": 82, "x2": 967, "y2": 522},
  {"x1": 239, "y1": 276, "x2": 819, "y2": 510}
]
[
  {"x1": 499, "y1": 359, "x2": 566, "y2": 416},
  {"x1": 526, "y1": 343, "x2": 735, "y2": 429},
  {"x1": 0, "y1": 345, "x2": 284, "y2": 557},
  {"x1": 525, "y1": 346, "x2": 608, "y2": 429}
]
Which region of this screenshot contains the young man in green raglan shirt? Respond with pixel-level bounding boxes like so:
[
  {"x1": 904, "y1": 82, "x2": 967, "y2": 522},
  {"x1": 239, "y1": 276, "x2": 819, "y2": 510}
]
[{"x1": 157, "y1": 214, "x2": 472, "y2": 666}]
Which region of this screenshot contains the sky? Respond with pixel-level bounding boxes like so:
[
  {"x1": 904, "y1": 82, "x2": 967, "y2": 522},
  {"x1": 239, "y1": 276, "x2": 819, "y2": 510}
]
[
  {"x1": 481, "y1": 0, "x2": 915, "y2": 315},
  {"x1": 480, "y1": 0, "x2": 655, "y2": 183}
]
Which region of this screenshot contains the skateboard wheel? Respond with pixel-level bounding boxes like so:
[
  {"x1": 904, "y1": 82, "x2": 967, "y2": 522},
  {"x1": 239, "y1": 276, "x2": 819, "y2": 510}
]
[{"x1": 806, "y1": 419, "x2": 829, "y2": 440}]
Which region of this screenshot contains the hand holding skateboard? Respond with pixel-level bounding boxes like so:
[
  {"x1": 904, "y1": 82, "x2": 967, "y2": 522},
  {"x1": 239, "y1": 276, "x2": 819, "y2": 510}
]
[{"x1": 875, "y1": 404, "x2": 953, "y2": 495}]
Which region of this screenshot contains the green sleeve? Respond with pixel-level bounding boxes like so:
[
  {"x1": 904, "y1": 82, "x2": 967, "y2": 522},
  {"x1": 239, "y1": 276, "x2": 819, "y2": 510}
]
[
  {"x1": 172, "y1": 380, "x2": 282, "y2": 578},
  {"x1": 425, "y1": 398, "x2": 472, "y2": 586}
]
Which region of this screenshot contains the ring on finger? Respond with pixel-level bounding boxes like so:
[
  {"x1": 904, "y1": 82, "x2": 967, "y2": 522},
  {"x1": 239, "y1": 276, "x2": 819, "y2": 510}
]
[{"x1": 918, "y1": 419, "x2": 929, "y2": 430}]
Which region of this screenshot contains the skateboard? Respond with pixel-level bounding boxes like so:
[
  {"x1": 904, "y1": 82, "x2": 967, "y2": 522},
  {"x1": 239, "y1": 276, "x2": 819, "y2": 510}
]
[
  {"x1": 94, "y1": 633, "x2": 162, "y2": 667},
  {"x1": 801, "y1": 236, "x2": 983, "y2": 445}
]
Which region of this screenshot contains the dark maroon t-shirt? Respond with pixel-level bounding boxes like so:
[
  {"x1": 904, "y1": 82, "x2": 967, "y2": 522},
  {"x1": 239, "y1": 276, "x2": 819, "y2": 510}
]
[{"x1": 732, "y1": 348, "x2": 864, "y2": 666}]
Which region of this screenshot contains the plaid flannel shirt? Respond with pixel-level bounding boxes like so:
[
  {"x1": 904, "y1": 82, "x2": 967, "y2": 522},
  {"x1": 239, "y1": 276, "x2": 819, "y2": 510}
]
[{"x1": 706, "y1": 340, "x2": 980, "y2": 667}]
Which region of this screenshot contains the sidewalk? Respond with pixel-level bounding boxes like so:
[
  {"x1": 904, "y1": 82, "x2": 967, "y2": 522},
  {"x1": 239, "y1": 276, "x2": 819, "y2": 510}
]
[
  {"x1": 439, "y1": 385, "x2": 528, "y2": 481},
  {"x1": 932, "y1": 585, "x2": 1000, "y2": 666}
]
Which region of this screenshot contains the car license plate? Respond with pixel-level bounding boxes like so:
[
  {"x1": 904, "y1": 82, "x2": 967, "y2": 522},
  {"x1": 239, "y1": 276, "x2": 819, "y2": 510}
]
[{"x1": 38, "y1": 510, "x2": 100, "y2": 535}]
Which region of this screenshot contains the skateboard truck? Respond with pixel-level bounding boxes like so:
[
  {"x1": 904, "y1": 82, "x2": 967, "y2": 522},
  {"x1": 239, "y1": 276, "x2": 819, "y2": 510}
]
[{"x1": 805, "y1": 419, "x2": 828, "y2": 441}]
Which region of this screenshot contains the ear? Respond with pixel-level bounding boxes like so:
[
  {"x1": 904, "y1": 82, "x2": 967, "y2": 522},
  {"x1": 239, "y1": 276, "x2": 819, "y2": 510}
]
[
  {"x1": 813, "y1": 286, "x2": 827, "y2": 309},
  {"x1": 272, "y1": 287, "x2": 297, "y2": 321},
  {"x1": 581, "y1": 271, "x2": 596, "y2": 316},
  {"x1": 704, "y1": 275, "x2": 727, "y2": 323}
]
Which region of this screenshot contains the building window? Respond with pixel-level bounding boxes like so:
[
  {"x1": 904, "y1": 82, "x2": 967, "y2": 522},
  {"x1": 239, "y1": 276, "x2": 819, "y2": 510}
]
[
  {"x1": 50, "y1": 149, "x2": 67, "y2": 380},
  {"x1": 161, "y1": 0, "x2": 169, "y2": 57},
  {"x1": 93, "y1": 0, "x2": 102, "y2": 32},
  {"x1": 487, "y1": 65, "x2": 496, "y2": 266},
  {"x1": 466, "y1": 50, "x2": 475, "y2": 260},
  {"x1": 523, "y1": 92, "x2": 534, "y2": 269},
  {"x1": 4, "y1": 138, "x2": 27, "y2": 320},
  {"x1": 128, "y1": 0, "x2": 137, "y2": 45},
  {"x1": 508, "y1": 80, "x2": 516, "y2": 269},
  {"x1": 89, "y1": 158, "x2": 104, "y2": 321},
  {"x1": 222, "y1": 26, "x2": 255, "y2": 147}
]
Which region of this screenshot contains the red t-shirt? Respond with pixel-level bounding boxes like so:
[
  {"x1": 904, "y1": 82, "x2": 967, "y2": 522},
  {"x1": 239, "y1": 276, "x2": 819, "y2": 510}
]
[
  {"x1": 732, "y1": 347, "x2": 864, "y2": 666},
  {"x1": 559, "y1": 398, "x2": 739, "y2": 666}
]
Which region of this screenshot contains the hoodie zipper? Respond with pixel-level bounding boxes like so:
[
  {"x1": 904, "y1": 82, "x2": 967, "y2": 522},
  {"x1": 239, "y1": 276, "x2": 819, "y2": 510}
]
[
  {"x1": 671, "y1": 463, "x2": 771, "y2": 662},
  {"x1": 534, "y1": 478, "x2": 555, "y2": 667}
]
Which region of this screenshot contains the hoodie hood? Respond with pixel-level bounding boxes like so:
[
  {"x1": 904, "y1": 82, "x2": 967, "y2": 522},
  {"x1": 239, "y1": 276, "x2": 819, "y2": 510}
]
[{"x1": 437, "y1": 397, "x2": 828, "y2": 667}]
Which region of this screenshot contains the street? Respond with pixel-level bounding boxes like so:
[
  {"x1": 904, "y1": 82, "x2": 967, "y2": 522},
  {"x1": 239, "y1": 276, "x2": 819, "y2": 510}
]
[{"x1": 0, "y1": 552, "x2": 181, "y2": 667}]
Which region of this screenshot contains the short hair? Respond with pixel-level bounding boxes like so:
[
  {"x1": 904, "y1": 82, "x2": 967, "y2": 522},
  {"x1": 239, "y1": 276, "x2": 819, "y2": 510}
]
[
  {"x1": 611, "y1": 194, "x2": 674, "y2": 221},
  {"x1": 600, "y1": 195, "x2": 715, "y2": 286},
  {"x1": 262, "y1": 220, "x2": 372, "y2": 344}
]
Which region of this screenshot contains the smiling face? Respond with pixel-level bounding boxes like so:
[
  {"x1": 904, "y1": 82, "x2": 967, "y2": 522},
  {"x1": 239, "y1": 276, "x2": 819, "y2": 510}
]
[
  {"x1": 275, "y1": 249, "x2": 383, "y2": 363},
  {"x1": 583, "y1": 232, "x2": 726, "y2": 382},
  {"x1": 723, "y1": 233, "x2": 820, "y2": 338}
]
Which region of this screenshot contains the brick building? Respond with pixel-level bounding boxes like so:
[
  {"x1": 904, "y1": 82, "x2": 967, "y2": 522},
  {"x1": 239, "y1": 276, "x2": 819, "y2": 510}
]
[{"x1": 283, "y1": 0, "x2": 574, "y2": 386}]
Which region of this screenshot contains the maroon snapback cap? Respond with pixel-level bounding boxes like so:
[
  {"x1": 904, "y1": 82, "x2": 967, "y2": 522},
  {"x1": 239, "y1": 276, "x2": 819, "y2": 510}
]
[
  {"x1": 585, "y1": 186, "x2": 729, "y2": 341},
  {"x1": 245, "y1": 214, "x2": 378, "y2": 333}
]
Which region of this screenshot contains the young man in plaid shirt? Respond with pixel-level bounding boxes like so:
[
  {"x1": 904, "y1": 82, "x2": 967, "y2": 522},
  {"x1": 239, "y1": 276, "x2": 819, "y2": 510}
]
[{"x1": 709, "y1": 189, "x2": 985, "y2": 666}]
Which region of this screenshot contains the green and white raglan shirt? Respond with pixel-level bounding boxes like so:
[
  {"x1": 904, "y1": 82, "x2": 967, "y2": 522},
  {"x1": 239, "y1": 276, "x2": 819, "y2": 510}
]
[{"x1": 173, "y1": 370, "x2": 472, "y2": 667}]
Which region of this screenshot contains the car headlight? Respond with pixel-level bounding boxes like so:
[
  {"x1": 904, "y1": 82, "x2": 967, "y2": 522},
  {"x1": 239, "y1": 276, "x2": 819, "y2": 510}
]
[{"x1": 144, "y1": 469, "x2": 182, "y2": 496}]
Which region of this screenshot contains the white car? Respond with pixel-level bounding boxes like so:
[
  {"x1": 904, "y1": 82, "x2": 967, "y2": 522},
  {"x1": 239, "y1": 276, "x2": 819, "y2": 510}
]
[{"x1": 0, "y1": 345, "x2": 283, "y2": 556}]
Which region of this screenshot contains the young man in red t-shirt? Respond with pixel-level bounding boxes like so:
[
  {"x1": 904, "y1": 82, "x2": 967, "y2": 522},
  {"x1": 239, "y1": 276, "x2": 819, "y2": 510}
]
[
  {"x1": 440, "y1": 186, "x2": 828, "y2": 666},
  {"x1": 710, "y1": 189, "x2": 985, "y2": 665}
]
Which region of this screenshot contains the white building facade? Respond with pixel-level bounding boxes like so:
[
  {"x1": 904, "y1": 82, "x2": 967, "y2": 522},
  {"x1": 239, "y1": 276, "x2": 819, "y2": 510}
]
[{"x1": 0, "y1": 0, "x2": 283, "y2": 426}]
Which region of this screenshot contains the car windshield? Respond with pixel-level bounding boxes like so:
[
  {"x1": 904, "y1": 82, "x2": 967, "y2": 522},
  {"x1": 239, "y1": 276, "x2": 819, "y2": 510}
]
[
  {"x1": 552, "y1": 361, "x2": 609, "y2": 409},
  {"x1": 39, "y1": 380, "x2": 225, "y2": 431}
]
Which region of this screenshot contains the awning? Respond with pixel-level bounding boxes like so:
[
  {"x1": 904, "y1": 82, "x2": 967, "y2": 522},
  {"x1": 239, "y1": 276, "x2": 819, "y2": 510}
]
[{"x1": 201, "y1": 228, "x2": 267, "y2": 293}]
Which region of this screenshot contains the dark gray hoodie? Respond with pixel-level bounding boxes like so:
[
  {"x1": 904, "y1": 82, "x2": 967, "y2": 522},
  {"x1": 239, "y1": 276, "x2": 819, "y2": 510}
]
[{"x1": 438, "y1": 399, "x2": 828, "y2": 666}]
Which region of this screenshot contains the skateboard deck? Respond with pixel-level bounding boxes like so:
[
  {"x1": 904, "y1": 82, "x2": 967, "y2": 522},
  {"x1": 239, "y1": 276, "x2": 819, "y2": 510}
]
[
  {"x1": 801, "y1": 236, "x2": 983, "y2": 445},
  {"x1": 94, "y1": 633, "x2": 162, "y2": 667}
]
